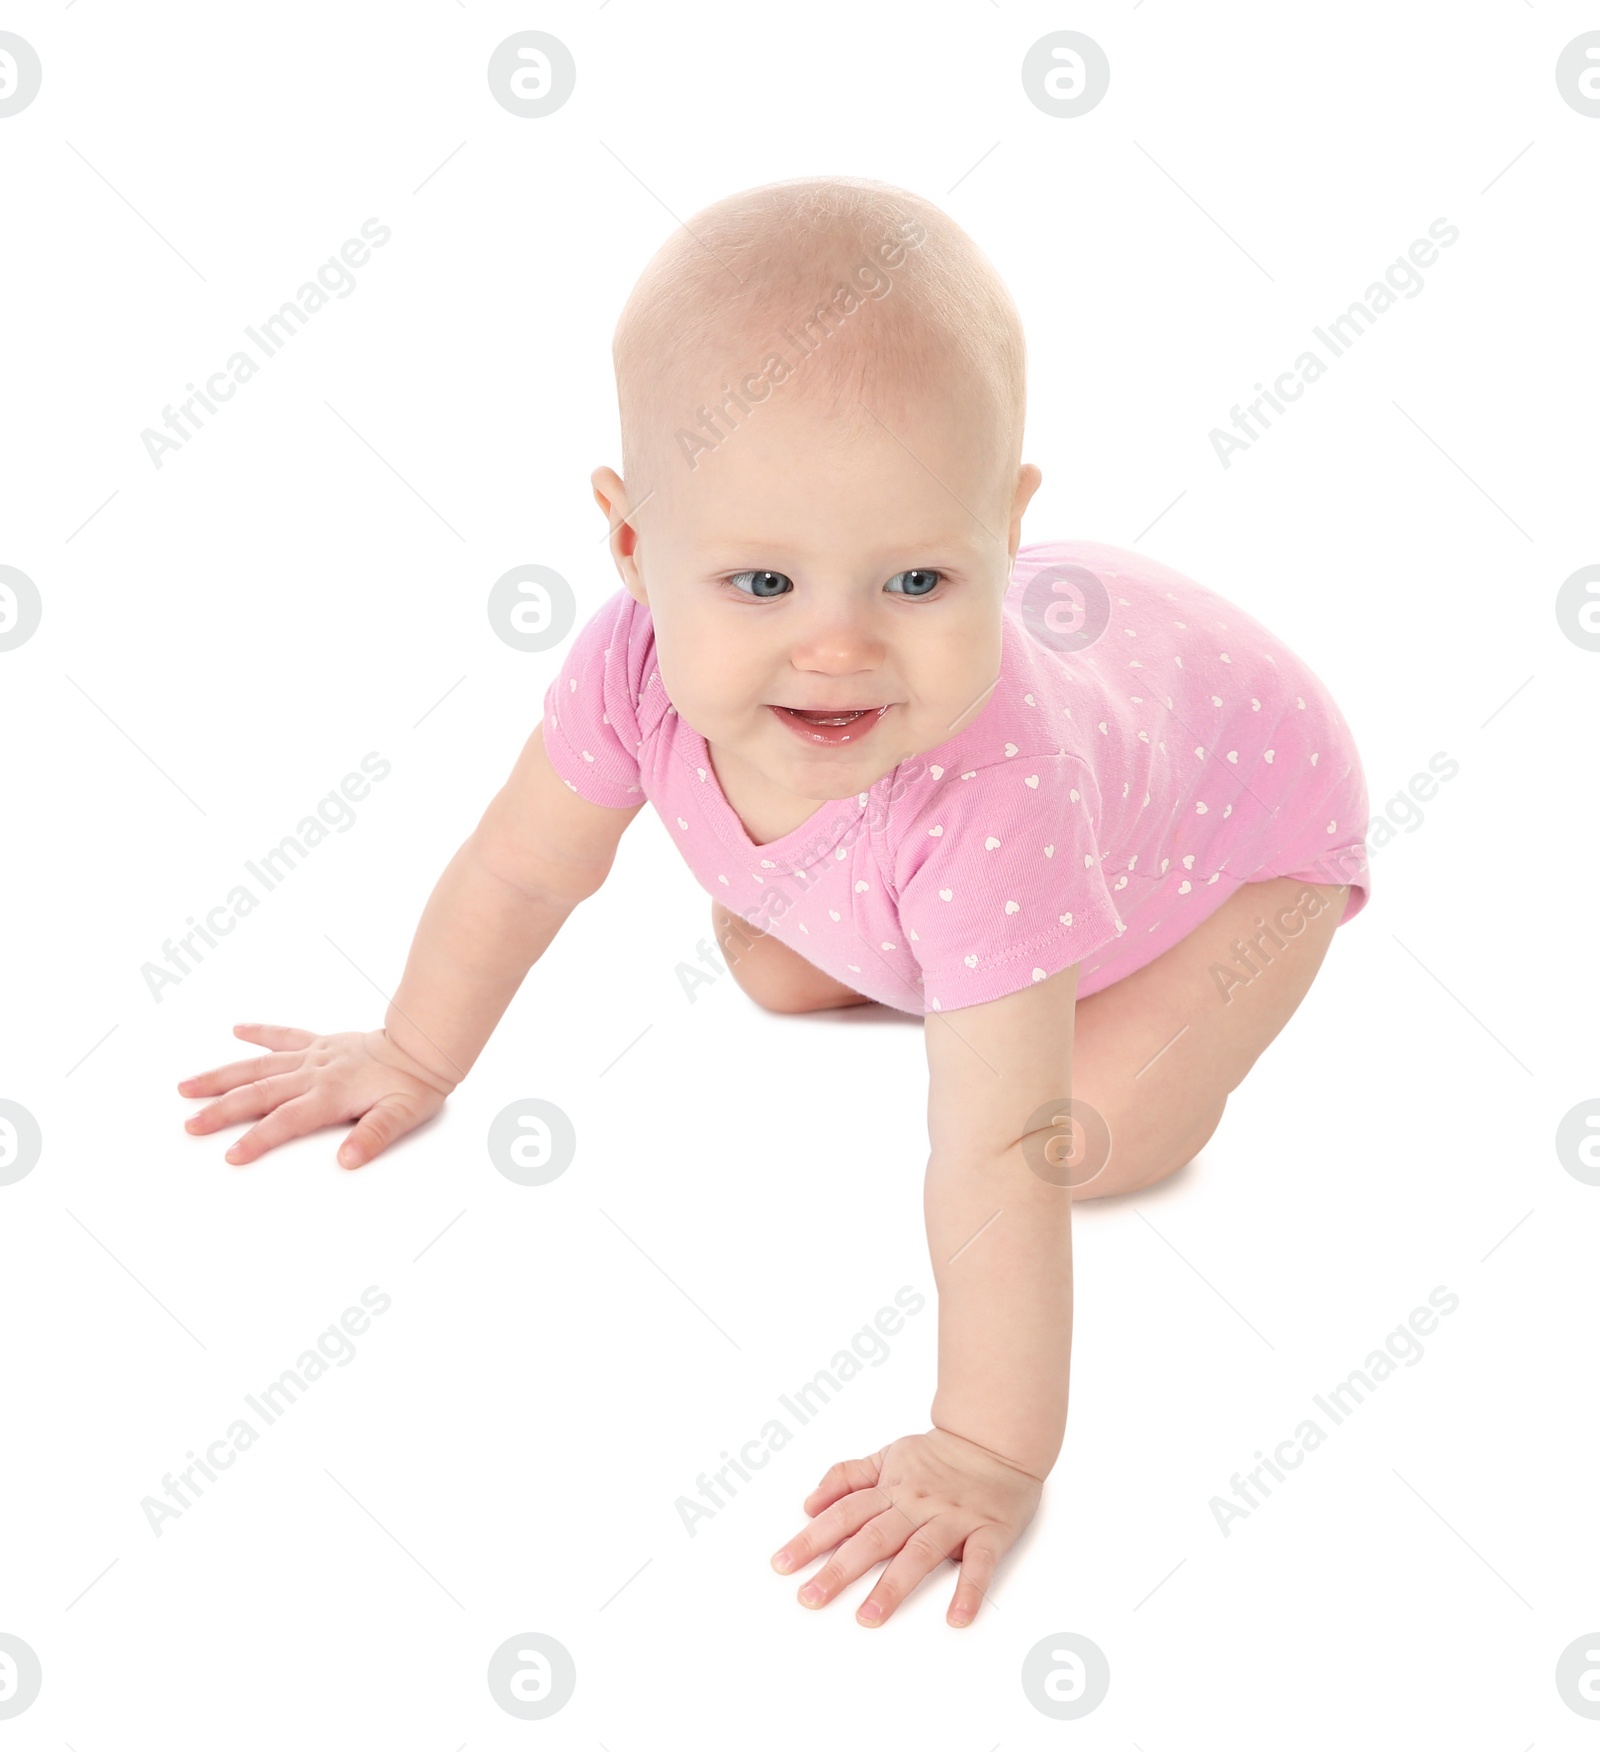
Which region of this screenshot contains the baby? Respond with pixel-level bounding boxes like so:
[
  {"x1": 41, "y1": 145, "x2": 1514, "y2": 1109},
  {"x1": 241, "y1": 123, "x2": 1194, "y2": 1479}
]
[{"x1": 178, "y1": 175, "x2": 1371, "y2": 1631}]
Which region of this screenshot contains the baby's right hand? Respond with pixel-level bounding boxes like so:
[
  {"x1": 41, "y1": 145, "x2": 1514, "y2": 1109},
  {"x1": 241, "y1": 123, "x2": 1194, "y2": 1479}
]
[{"x1": 178, "y1": 1024, "x2": 458, "y2": 1169}]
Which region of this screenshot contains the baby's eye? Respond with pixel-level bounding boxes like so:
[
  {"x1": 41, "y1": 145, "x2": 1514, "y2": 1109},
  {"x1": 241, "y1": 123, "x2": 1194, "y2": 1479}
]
[
  {"x1": 885, "y1": 568, "x2": 942, "y2": 598},
  {"x1": 727, "y1": 570, "x2": 793, "y2": 598}
]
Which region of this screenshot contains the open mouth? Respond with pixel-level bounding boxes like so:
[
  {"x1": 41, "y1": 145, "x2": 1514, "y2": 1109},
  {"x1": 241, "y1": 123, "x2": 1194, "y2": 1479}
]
[
  {"x1": 779, "y1": 707, "x2": 877, "y2": 726},
  {"x1": 768, "y1": 702, "x2": 893, "y2": 745}
]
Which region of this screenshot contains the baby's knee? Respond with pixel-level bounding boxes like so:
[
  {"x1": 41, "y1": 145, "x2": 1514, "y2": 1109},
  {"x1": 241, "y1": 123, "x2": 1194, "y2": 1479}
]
[
  {"x1": 734, "y1": 949, "x2": 864, "y2": 1015},
  {"x1": 1072, "y1": 1094, "x2": 1228, "y2": 1200},
  {"x1": 709, "y1": 899, "x2": 868, "y2": 1014}
]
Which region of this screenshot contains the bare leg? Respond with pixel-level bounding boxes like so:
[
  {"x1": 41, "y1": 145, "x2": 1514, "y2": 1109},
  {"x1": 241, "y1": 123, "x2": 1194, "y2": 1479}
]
[
  {"x1": 712, "y1": 878, "x2": 1350, "y2": 1199},
  {"x1": 711, "y1": 899, "x2": 874, "y2": 1013},
  {"x1": 1065, "y1": 878, "x2": 1350, "y2": 1199}
]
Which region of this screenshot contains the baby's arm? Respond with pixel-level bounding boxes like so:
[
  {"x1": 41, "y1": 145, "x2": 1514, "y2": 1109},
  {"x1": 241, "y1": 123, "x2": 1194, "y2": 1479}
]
[
  {"x1": 769, "y1": 968, "x2": 1078, "y2": 1627},
  {"x1": 922, "y1": 967, "x2": 1080, "y2": 1477},
  {"x1": 379, "y1": 722, "x2": 643, "y2": 1091},
  {"x1": 179, "y1": 723, "x2": 642, "y2": 1167}
]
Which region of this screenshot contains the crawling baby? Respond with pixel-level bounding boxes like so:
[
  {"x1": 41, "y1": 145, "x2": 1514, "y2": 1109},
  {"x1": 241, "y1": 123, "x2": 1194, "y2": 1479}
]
[{"x1": 179, "y1": 175, "x2": 1371, "y2": 1631}]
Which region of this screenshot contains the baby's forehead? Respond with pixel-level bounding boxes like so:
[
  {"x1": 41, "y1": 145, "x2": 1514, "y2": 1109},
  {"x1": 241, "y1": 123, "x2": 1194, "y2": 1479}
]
[{"x1": 629, "y1": 330, "x2": 1005, "y2": 478}]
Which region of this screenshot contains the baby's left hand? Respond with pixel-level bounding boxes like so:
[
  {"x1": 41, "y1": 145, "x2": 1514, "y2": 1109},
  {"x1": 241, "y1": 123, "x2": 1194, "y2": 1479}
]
[{"x1": 770, "y1": 1427, "x2": 1044, "y2": 1628}]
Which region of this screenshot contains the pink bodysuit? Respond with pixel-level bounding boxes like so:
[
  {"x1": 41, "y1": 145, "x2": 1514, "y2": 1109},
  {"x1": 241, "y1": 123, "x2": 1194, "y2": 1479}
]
[{"x1": 541, "y1": 539, "x2": 1372, "y2": 1014}]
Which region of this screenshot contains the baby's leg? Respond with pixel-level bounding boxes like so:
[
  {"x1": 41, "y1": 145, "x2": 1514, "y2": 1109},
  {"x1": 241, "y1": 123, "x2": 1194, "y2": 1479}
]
[
  {"x1": 711, "y1": 899, "x2": 874, "y2": 1013},
  {"x1": 1065, "y1": 877, "x2": 1349, "y2": 1199}
]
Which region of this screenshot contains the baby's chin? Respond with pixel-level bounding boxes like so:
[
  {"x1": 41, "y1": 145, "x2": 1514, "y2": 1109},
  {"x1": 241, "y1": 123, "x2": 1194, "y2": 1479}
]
[
  {"x1": 695, "y1": 697, "x2": 944, "y2": 794},
  {"x1": 764, "y1": 718, "x2": 933, "y2": 791}
]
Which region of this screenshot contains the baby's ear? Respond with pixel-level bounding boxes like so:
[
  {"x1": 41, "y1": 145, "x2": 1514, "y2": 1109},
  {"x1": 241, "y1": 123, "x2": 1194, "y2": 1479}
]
[
  {"x1": 590, "y1": 464, "x2": 625, "y2": 519},
  {"x1": 1009, "y1": 462, "x2": 1044, "y2": 553},
  {"x1": 591, "y1": 466, "x2": 646, "y2": 590}
]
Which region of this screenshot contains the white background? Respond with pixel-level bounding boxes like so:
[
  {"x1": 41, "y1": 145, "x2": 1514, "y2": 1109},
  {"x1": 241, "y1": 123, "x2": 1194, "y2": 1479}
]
[{"x1": 1, "y1": 1, "x2": 1595, "y2": 1744}]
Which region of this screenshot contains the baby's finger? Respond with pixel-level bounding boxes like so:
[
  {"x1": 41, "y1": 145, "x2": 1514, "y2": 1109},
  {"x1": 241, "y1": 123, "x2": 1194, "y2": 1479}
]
[
  {"x1": 222, "y1": 1091, "x2": 332, "y2": 1165},
  {"x1": 337, "y1": 1094, "x2": 425, "y2": 1169},
  {"x1": 793, "y1": 1507, "x2": 911, "y2": 1612},
  {"x1": 771, "y1": 1483, "x2": 888, "y2": 1577},
  {"x1": 178, "y1": 1050, "x2": 301, "y2": 1099},
  {"x1": 232, "y1": 1022, "x2": 318, "y2": 1051},
  {"x1": 185, "y1": 1070, "x2": 311, "y2": 1137},
  {"x1": 947, "y1": 1525, "x2": 1010, "y2": 1628},
  {"x1": 857, "y1": 1513, "x2": 967, "y2": 1628},
  {"x1": 802, "y1": 1452, "x2": 883, "y2": 1515}
]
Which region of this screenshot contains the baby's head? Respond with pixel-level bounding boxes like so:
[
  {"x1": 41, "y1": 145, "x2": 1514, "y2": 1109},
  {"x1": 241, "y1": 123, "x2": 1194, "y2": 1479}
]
[{"x1": 594, "y1": 175, "x2": 1040, "y2": 806}]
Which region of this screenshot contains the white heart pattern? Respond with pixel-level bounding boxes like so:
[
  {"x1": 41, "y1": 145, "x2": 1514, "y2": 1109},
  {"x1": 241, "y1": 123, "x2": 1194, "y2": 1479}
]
[
  {"x1": 1004, "y1": 900, "x2": 1019, "y2": 914},
  {"x1": 1025, "y1": 774, "x2": 1039, "y2": 788},
  {"x1": 985, "y1": 836, "x2": 1001, "y2": 850},
  {"x1": 939, "y1": 888, "x2": 953, "y2": 901}
]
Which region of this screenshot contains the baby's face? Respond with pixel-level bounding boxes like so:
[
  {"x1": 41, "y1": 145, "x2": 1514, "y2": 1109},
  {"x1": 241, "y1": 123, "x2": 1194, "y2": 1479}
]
[{"x1": 598, "y1": 388, "x2": 1040, "y2": 809}]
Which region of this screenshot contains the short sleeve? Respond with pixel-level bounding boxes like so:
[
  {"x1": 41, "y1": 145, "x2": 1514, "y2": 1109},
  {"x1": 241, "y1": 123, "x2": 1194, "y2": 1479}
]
[
  {"x1": 893, "y1": 751, "x2": 1126, "y2": 1012},
  {"x1": 540, "y1": 588, "x2": 652, "y2": 808}
]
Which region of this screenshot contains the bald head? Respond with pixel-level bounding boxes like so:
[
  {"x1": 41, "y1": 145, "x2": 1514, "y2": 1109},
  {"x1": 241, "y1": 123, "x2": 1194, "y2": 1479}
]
[{"x1": 609, "y1": 177, "x2": 1028, "y2": 513}]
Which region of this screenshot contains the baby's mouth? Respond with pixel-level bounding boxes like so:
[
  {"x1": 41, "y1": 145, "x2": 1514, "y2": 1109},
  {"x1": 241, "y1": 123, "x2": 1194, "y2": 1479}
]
[
  {"x1": 775, "y1": 704, "x2": 891, "y2": 727},
  {"x1": 780, "y1": 707, "x2": 872, "y2": 727}
]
